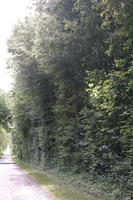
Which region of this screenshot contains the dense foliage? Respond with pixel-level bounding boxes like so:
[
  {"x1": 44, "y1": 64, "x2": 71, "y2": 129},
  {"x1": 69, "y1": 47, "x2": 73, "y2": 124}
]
[
  {"x1": 8, "y1": 0, "x2": 133, "y2": 199},
  {"x1": 0, "y1": 90, "x2": 10, "y2": 155}
]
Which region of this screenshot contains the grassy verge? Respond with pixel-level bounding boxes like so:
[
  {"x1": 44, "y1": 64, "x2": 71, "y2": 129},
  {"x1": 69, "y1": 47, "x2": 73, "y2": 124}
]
[{"x1": 15, "y1": 159, "x2": 107, "y2": 200}]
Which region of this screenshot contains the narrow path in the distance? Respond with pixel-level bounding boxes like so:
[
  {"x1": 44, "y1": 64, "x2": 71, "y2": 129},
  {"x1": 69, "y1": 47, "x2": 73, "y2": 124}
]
[{"x1": 0, "y1": 149, "x2": 54, "y2": 200}]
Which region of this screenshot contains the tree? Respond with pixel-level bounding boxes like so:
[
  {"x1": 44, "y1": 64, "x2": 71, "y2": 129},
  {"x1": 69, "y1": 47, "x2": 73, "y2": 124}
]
[
  {"x1": 8, "y1": 0, "x2": 133, "y2": 199},
  {"x1": 0, "y1": 90, "x2": 10, "y2": 155}
]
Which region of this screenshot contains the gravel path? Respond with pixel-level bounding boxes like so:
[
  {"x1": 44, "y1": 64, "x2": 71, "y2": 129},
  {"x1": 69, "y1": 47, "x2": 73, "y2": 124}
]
[{"x1": 0, "y1": 149, "x2": 54, "y2": 200}]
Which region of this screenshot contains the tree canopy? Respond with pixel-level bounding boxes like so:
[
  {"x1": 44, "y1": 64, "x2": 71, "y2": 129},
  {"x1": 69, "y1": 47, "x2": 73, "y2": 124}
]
[{"x1": 8, "y1": 0, "x2": 133, "y2": 199}]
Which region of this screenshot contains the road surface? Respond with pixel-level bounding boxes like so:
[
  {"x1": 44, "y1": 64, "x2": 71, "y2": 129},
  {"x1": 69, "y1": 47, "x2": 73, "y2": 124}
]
[{"x1": 0, "y1": 148, "x2": 54, "y2": 200}]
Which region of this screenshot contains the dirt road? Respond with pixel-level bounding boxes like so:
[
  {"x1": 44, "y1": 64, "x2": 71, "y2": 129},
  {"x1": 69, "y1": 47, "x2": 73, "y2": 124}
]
[{"x1": 0, "y1": 149, "x2": 54, "y2": 200}]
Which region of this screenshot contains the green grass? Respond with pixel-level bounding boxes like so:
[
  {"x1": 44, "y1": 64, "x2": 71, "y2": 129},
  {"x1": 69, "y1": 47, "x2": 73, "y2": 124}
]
[{"x1": 15, "y1": 160, "x2": 106, "y2": 200}]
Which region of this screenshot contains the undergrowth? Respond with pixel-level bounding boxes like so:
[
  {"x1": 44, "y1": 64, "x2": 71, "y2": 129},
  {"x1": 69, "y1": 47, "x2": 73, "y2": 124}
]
[{"x1": 16, "y1": 159, "x2": 108, "y2": 200}]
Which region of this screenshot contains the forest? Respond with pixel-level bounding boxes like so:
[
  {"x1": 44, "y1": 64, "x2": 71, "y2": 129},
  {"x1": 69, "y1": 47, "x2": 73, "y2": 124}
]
[{"x1": 2, "y1": 0, "x2": 133, "y2": 199}]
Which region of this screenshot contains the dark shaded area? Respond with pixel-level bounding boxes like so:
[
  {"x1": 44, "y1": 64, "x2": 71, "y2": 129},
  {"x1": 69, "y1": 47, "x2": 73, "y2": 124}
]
[{"x1": 0, "y1": 162, "x2": 15, "y2": 165}]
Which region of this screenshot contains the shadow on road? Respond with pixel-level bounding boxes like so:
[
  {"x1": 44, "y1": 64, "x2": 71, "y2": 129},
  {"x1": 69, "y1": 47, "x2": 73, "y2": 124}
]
[{"x1": 0, "y1": 162, "x2": 15, "y2": 164}]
